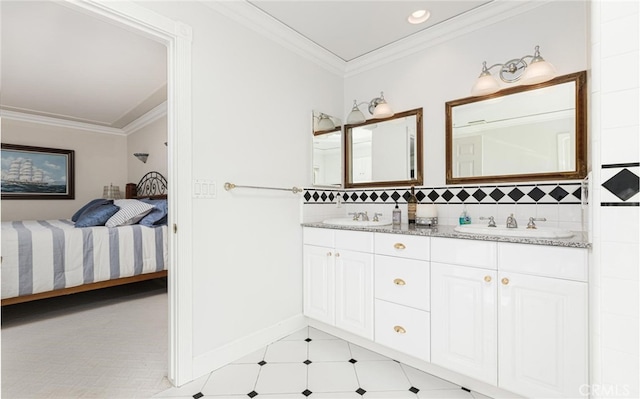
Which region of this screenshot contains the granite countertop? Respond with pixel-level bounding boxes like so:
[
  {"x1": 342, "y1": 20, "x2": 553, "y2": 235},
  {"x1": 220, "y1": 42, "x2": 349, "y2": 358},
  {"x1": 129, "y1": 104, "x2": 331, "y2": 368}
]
[{"x1": 301, "y1": 222, "x2": 591, "y2": 249}]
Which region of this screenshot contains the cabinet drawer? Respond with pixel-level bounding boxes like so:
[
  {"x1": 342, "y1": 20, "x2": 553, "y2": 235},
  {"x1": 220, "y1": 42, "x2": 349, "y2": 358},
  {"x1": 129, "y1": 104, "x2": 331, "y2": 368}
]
[
  {"x1": 374, "y1": 299, "x2": 430, "y2": 362},
  {"x1": 374, "y1": 255, "x2": 430, "y2": 311},
  {"x1": 335, "y1": 230, "x2": 373, "y2": 253},
  {"x1": 498, "y1": 243, "x2": 588, "y2": 282},
  {"x1": 431, "y1": 237, "x2": 497, "y2": 270},
  {"x1": 374, "y1": 233, "x2": 429, "y2": 260},
  {"x1": 303, "y1": 227, "x2": 334, "y2": 247}
]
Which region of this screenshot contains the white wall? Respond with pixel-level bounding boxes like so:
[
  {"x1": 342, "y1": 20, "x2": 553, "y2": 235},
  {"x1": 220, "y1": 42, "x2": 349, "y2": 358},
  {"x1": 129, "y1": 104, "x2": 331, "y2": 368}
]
[
  {"x1": 1, "y1": 118, "x2": 127, "y2": 221},
  {"x1": 135, "y1": 1, "x2": 343, "y2": 378},
  {"x1": 127, "y1": 116, "x2": 168, "y2": 183}
]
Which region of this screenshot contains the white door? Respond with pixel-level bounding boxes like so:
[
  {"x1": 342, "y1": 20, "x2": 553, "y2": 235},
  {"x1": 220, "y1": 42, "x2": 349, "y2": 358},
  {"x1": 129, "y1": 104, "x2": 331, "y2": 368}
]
[
  {"x1": 454, "y1": 135, "x2": 482, "y2": 177},
  {"x1": 303, "y1": 245, "x2": 335, "y2": 325},
  {"x1": 498, "y1": 272, "x2": 588, "y2": 398},
  {"x1": 431, "y1": 263, "x2": 498, "y2": 385},
  {"x1": 335, "y1": 250, "x2": 374, "y2": 339}
]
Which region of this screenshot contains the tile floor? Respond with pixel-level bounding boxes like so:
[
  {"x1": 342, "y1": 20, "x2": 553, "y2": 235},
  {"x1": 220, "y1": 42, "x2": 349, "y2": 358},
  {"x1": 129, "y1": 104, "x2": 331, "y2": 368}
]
[{"x1": 155, "y1": 327, "x2": 491, "y2": 399}]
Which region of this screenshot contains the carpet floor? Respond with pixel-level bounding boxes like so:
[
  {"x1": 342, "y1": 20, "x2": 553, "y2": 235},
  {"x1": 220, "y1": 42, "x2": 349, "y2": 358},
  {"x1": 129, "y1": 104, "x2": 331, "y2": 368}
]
[{"x1": 1, "y1": 279, "x2": 171, "y2": 398}]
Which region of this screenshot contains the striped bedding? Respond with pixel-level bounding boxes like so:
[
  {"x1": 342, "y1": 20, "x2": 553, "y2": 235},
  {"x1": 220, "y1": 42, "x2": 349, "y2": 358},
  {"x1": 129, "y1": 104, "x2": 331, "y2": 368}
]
[{"x1": 1, "y1": 219, "x2": 167, "y2": 300}]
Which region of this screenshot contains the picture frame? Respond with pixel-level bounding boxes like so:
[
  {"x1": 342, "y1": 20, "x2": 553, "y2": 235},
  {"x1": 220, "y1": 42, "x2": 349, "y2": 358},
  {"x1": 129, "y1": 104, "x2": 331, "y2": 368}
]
[{"x1": 1, "y1": 144, "x2": 75, "y2": 200}]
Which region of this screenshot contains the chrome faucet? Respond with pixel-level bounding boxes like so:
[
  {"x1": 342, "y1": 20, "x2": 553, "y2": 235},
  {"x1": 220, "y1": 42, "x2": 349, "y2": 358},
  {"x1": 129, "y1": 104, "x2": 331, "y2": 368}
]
[
  {"x1": 506, "y1": 214, "x2": 518, "y2": 228},
  {"x1": 358, "y1": 211, "x2": 369, "y2": 221},
  {"x1": 479, "y1": 216, "x2": 497, "y2": 227},
  {"x1": 526, "y1": 217, "x2": 547, "y2": 229}
]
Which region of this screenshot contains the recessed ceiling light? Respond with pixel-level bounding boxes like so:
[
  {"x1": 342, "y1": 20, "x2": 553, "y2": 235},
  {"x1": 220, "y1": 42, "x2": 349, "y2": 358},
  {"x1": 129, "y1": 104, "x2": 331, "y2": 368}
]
[{"x1": 408, "y1": 9, "x2": 431, "y2": 24}]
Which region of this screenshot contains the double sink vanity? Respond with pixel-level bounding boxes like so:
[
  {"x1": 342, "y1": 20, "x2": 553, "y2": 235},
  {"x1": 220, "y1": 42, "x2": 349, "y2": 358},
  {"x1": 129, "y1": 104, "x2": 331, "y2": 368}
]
[
  {"x1": 307, "y1": 71, "x2": 590, "y2": 398},
  {"x1": 301, "y1": 221, "x2": 589, "y2": 398}
]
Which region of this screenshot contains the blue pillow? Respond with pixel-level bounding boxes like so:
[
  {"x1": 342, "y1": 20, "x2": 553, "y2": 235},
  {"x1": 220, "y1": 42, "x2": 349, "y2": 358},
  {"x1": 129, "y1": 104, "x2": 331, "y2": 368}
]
[
  {"x1": 71, "y1": 199, "x2": 112, "y2": 222},
  {"x1": 75, "y1": 204, "x2": 120, "y2": 227},
  {"x1": 138, "y1": 199, "x2": 168, "y2": 226}
]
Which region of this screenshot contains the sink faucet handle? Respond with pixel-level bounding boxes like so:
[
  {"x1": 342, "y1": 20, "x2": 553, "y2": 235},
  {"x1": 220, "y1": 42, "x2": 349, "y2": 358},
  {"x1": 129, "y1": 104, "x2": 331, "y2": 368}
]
[
  {"x1": 479, "y1": 216, "x2": 496, "y2": 227},
  {"x1": 526, "y1": 217, "x2": 547, "y2": 229},
  {"x1": 348, "y1": 212, "x2": 359, "y2": 221},
  {"x1": 373, "y1": 212, "x2": 383, "y2": 222}
]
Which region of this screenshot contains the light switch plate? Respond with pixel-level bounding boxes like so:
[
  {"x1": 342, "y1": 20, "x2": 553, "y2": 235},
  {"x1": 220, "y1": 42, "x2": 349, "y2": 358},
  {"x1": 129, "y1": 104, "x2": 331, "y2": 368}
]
[{"x1": 194, "y1": 179, "x2": 216, "y2": 199}]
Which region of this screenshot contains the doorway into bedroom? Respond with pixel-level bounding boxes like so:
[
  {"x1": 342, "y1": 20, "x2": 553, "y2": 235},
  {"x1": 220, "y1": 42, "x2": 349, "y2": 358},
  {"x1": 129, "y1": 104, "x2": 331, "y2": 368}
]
[{"x1": 0, "y1": 1, "x2": 175, "y2": 397}]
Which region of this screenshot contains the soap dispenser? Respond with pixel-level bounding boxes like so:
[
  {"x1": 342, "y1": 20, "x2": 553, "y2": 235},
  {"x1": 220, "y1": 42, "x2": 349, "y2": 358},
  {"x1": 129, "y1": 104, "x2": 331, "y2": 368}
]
[
  {"x1": 459, "y1": 205, "x2": 471, "y2": 225},
  {"x1": 392, "y1": 201, "x2": 401, "y2": 226}
]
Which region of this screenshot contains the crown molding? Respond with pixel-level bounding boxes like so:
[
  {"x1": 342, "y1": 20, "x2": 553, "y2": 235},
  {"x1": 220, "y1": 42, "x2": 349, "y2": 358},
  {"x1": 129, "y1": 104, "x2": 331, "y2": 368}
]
[
  {"x1": 122, "y1": 101, "x2": 167, "y2": 135},
  {"x1": 0, "y1": 109, "x2": 125, "y2": 135},
  {"x1": 200, "y1": 0, "x2": 347, "y2": 76},
  {"x1": 1, "y1": 102, "x2": 167, "y2": 136}
]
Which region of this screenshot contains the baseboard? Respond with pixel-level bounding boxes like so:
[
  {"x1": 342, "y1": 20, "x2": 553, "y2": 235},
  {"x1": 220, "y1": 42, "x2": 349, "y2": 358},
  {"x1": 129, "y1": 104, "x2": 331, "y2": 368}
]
[{"x1": 192, "y1": 313, "x2": 307, "y2": 381}]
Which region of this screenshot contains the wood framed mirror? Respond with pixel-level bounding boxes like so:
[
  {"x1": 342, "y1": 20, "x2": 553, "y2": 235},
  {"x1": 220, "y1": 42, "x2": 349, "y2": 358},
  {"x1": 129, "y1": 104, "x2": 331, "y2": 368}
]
[
  {"x1": 344, "y1": 108, "x2": 423, "y2": 189},
  {"x1": 446, "y1": 71, "x2": 587, "y2": 184}
]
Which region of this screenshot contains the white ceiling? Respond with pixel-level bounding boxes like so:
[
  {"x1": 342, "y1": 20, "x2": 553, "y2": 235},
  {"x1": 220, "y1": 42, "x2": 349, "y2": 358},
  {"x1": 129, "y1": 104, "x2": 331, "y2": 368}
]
[
  {"x1": 0, "y1": 1, "x2": 492, "y2": 132},
  {"x1": 248, "y1": 1, "x2": 491, "y2": 62}
]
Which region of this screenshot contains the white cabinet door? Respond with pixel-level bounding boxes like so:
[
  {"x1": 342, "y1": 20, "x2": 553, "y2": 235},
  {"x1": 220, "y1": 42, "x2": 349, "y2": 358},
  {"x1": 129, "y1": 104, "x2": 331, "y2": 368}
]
[
  {"x1": 431, "y1": 263, "x2": 498, "y2": 385},
  {"x1": 335, "y1": 249, "x2": 374, "y2": 340},
  {"x1": 303, "y1": 245, "x2": 335, "y2": 325},
  {"x1": 498, "y1": 272, "x2": 588, "y2": 398}
]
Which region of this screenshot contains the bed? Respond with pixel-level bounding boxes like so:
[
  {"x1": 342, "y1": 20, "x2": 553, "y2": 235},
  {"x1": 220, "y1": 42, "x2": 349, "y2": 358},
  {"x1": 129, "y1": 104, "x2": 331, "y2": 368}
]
[{"x1": 1, "y1": 172, "x2": 168, "y2": 306}]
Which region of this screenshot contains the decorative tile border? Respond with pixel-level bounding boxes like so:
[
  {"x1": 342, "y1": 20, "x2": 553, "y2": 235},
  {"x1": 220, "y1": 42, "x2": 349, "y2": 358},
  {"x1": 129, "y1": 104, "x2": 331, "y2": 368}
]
[
  {"x1": 304, "y1": 181, "x2": 585, "y2": 205},
  {"x1": 601, "y1": 163, "x2": 639, "y2": 207}
]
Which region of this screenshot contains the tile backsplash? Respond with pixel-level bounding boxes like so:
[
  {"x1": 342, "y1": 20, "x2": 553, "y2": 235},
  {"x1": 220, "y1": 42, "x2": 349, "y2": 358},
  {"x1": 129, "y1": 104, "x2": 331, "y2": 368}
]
[{"x1": 302, "y1": 181, "x2": 587, "y2": 231}]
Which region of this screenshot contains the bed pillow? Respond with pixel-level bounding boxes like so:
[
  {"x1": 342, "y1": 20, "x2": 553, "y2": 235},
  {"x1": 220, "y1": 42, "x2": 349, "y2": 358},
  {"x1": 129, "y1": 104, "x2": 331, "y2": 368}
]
[
  {"x1": 138, "y1": 199, "x2": 168, "y2": 226},
  {"x1": 75, "y1": 204, "x2": 120, "y2": 227},
  {"x1": 105, "y1": 199, "x2": 155, "y2": 227},
  {"x1": 71, "y1": 199, "x2": 112, "y2": 222}
]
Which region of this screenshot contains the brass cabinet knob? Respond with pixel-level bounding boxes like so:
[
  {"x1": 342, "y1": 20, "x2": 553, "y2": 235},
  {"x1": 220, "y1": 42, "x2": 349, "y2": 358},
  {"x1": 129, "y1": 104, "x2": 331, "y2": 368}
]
[
  {"x1": 484, "y1": 276, "x2": 492, "y2": 283},
  {"x1": 393, "y1": 278, "x2": 406, "y2": 286},
  {"x1": 394, "y1": 243, "x2": 406, "y2": 250},
  {"x1": 502, "y1": 277, "x2": 510, "y2": 285},
  {"x1": 394, "y1": 325, "x2": 406, "y2": 334},
  {"x1": 327, "y1": 252, "x2": 332, "y2": 256},
  {"x1": 335, "y1": 253, "x2": 340, "y2": 258}
]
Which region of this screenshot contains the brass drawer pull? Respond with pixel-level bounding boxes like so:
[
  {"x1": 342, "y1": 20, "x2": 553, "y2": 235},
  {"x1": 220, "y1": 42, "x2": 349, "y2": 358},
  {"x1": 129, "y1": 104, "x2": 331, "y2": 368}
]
[
  {"x1": 484, "y1": 276, "x2": 492, "y2": 283},
  {"x1": 393, "y1": 278, "x2": 406, "y2": 286},
  {"x1": 394, "y1": 243, "x2": 406, "y2": 250},
  {"x1": 502, "y1": 277, "x2": 510, "y2": 285},
  {"x1": 394, "y1": 325, "x2": 406, "y2": 334}
]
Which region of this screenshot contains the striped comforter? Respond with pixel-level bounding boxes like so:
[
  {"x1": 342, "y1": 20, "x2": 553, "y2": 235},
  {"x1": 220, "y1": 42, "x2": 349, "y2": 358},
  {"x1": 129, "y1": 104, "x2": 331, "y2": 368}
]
[{"x1": 1, "y1": 219, "x2": 167, "y2": 300}]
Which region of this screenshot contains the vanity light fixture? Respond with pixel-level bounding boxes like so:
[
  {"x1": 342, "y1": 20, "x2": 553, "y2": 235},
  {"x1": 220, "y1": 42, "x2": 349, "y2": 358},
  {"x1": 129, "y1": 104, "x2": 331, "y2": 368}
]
[
  {"x1": 347, "y1": 92, "x2": 394, "y2": 124},
  {"x1": 314, "y1": 113, "x2": 336, "y2": 132},
  {"x1": 471, "y1": 45, "x2": 557, "y2": 96},
  {"x1": 134, "y1": 152, "x2": 149, "y2": 163}
]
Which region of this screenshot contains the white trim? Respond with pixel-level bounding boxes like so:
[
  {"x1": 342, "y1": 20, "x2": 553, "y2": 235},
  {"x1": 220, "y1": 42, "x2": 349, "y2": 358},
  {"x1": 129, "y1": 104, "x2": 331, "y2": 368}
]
[
  {"x1": 192, "y1": 314, "x2": 307, "y2": 380},
  {"x1": 123, "y1": 101, "x2": 168, "y2": 135},
  {"x1": 66, "y1": 0, "x2": 194, "y2": 387},
  {"x1": 0, "y1": 109, "x2": 125, "y2": 135}
]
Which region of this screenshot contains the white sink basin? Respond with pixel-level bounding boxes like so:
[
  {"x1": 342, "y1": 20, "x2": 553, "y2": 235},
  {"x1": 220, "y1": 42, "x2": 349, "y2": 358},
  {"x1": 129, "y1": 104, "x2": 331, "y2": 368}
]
[
  {"x1": 454, "y1": 224, "x2": 574, "y2": 239},
  {"x1": 322, "y1": 218, "x2": 392, "y2": 227}
]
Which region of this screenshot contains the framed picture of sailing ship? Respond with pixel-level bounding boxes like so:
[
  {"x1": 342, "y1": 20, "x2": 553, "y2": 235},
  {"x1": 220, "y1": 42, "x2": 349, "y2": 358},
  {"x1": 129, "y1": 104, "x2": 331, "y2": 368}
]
[{"x1": 1, "y1": 144, "x2": 75, "y2": 200}]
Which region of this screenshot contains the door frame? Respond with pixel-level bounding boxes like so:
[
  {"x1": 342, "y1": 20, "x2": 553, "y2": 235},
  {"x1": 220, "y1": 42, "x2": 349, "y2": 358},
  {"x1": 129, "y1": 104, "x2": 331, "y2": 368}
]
[{"x1": 63, "y1": 0, "x2": 194, "y2": 386}]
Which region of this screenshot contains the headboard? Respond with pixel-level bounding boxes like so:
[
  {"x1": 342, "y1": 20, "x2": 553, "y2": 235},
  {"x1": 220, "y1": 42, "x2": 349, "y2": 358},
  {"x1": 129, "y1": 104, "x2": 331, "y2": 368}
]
[{"x1": 126, "y1": 171, "x2": 168, "y2": 199}]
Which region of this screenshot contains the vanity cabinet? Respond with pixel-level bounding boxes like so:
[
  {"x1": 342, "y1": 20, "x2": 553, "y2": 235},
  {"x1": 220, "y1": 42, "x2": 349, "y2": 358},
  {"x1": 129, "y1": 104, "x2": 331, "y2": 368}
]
[
  {"x1": 431, "y1": 238, "x2": 588, "y2": 398},
  {"x1": 303, "y1": 227, "x2": 374, "y2": 339},
  {"x1": 373, "y1": 233, "x2": 431, "y2": 362}
]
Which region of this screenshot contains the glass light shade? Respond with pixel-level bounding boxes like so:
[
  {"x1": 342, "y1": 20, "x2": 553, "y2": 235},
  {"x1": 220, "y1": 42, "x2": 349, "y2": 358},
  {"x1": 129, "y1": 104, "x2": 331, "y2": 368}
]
[
  {"x1": 471, "y1": 73, "x2": 501, "y2": 96},
  {"x1": 372, "y1": 102, "x2": 393, "y2": 119},
  {"x1": 317, "y1": 116, "x2": 335, "y2": 131},
  {"x1": 103, "y1": 184, "x2": 122, "y2": 200},
  {"x1": 521, "y1": 59, "x2": 557, "y2": 85},
  {"x1": 347, "y1": 108, "x2": 366, "y2": 124}
]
